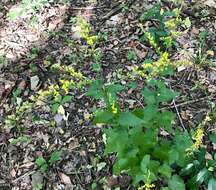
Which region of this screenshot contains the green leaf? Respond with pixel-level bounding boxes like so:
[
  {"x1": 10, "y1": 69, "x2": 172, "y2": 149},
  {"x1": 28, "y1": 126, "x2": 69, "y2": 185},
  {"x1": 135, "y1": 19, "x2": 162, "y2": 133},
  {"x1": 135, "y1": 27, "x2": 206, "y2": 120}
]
[
  {"x1": 51, "y1": 103, "x2": 60, "y2": 113},
  {"x1": 159, "y1": 164, "x2": 172, "y2": 178},
  {"x1": 209, "y1": 133, "x2": 216, "y2": 144},
  {"x1": 94, "y1": 110, "x2": 114, "y2": 124},
  {"x1": 140, "y1": 4, "x2": 162, "y2": 21},
  {"x1": 168, "y1": 175, "x2": 185, "y2": 190},
  {"x1": 62, "y1": 95, "x2": 73, "y2": 104},
  {"x1": 180, "y1": 163, "x2": 195, "y2": 176},
  {"x1": 35, "y1": 156, "x2": 48, "y2": 172},
  {"x1": 86, "y1": 80, "x2": 104, "y2": 99},
  {"x1": 48, "y1": 151, "x2": 62, "y2": 165},
  {"x1": 168, "y1": 149, "x2": 179, "y2": 164},
  {"x1": 161, "y1": 188, "x2": 170, "y2": 190},
  {"x1": 142, "y1": 87, "x2": 156, "y2": 105},
  {"x1": 118, "y1": 112, "x2": 143, "y2": 126},
  {"x1": 159, "y1": 111, "x2": 175, "y2": 132},
  {"x1": 208, "y1": 178, "x2": 216, "y2": 190},
  {"x1": 196, "y1": 168, "x2": 209, "y2": 184},
  {"x1": 157, "y1": 85, "x2": 179, "y2": 103},
  {"x1": 106, "y1": 84, "x2": 124, "y2": 94},
  {"x1": 141, "y1": 155, "x2": 150, "y2": 173},
  {"x1": 35, "y1": 156, "x2": 47, "y2": 167}
]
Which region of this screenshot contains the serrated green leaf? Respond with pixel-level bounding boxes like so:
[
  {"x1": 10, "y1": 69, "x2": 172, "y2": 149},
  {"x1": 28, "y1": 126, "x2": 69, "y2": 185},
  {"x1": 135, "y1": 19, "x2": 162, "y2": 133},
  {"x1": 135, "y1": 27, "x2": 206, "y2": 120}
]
[
  {"x1": 168, "y1": 149, "x2": 179, "y2": 164},
  {"x1": 49, "y1": 151, "x2": 62, "y2": 165},
  {"x1": 142, "y1": 87, "x2": 157, "y2": 105},
  {"x1": 159, "y1": 164, "x2": 172, "y2": 178},
  {"x1": 62, "y1": 95, "x2": 73, "y2": 104},
  {"x1": 106, "y1": 84, "x2": 124, "y2": 94},
  {"x1": 94, "y1": 110, "x2": 114, "y2": 124},
  {"x1": 86, "y1": 80, "x2": 104, "y2": 99},
  {"x1": 141, "y1": 155, "x2": 150, "y2": 173},
  {"x1": 157, "y1": 86, "x2": 179, "y2": 103},
  {"x1": 35, "y1": 156, "x2": 48, "y2": 172},
  {"x1": 51, "y1": 103, "x2": 60, "y2": 113},
  {"x1": 118, "y1": 112, "x2": 143, "y2": 126},
  {"x1": 168, "y1": 175, "x2": 185, "y2": 190},
  {"x1": 159, "y1": 111, "x2": 175, "y2": 132}
]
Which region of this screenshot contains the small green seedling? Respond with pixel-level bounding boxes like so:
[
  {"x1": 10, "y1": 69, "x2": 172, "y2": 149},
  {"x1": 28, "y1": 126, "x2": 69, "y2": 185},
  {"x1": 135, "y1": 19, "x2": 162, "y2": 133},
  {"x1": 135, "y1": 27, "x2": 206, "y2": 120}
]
[{"x1": 35, "y1": 150, "x2": 62, "y2": 173}]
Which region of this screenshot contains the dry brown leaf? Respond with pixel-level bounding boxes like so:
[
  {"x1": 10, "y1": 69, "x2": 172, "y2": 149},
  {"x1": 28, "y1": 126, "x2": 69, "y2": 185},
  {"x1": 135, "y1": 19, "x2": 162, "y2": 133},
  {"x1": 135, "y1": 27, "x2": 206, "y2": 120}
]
[
  {"x1": 10, "y1": 169, "x2": 16, "y2": 178},
  {"x1": 58, "y1": 172, "x2": 72, "y2": 185}
]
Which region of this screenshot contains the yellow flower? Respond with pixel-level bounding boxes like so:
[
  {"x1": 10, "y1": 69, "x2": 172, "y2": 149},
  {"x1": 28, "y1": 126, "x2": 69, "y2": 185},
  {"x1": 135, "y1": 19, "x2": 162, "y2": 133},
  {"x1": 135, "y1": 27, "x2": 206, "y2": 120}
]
[
  {"x1": 138, "y1": 183, "x2": 155, "y2": 190},
  {"x1": 187, "y1": 128, "x2": 204, "y2": 155},
  {"x1": 111, "y1": 102, "x2": 117, "y2": 114},
  {"x1": 190, "y1": 128, "x2": 204, "y2": 151}
]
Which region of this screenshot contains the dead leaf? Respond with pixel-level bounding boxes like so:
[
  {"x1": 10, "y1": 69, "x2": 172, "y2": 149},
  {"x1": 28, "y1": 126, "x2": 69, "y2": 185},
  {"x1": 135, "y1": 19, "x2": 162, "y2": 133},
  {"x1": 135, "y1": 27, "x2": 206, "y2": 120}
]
[
  {"x1": 10, "y1": 169, "x2": 16, "y2": 178},
  {"x1": 30, "y1": 75, "x2": 40, "y2": 91},
  {"x1": 58, "y1": 172, "x2": 72, "y2": 185},
  {"x1": 18, "y1": 80, "x2": 27, "y2": 90},
  {"x1": 134, "y1": 48, "x2": 148, "y2": 59},
  {"x1": 204, "y1": 0, "x2": 216, "y2": 8}
]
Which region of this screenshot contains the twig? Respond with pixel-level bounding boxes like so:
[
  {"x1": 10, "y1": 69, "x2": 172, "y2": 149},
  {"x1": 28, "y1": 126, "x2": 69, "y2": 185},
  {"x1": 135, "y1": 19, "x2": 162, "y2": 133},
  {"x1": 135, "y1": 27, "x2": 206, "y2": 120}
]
[
  {"x1": 159, "y1": 94, "x2": 216, "y2": 111},
  {"x1": 172, "y1": 98, "x2": 186, "y2": 131},
  {"x1": 12, "y1": 170, "x2": 35, "y2": 183},
  {"x1": 71, "y1": 6, "x2": 106, "y2": 10},
  {"x1": 168, "y1": 84, "x2": 186, "y2": 131}
]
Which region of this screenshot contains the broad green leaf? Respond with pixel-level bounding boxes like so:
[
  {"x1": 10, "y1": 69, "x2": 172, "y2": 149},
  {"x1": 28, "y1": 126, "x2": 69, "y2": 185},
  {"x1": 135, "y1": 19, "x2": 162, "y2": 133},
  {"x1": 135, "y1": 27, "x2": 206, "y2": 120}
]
[
  {"x1": 86, "y1": 80, "x2": 104, "y2": 99},
  {"x1": 106, "y1": 84, "x2": 124, "y2": 94},
  {"x1": 180, "y1": 163, "x2": 194, "y2": 176},
  {"x1": 161, "y1": 187, "x2": 170, "y2": 190},
  {"x1": 159, "y1": 164, "x2": 172, "y2": 178},
  {"x1": 196, "y1": 168, "x2": 209, "y2": 184},
  {"x1": 208, "y1": 178, "x2": 216, "y2": 190},
  {"x1": 35, "y1": 156, "x2": 48, "y2": 172},
  {"x1": 49, "y1": 151, "x2": 62, "y2": 165},
  {"x1": 209, "y1": 133, "x2": 216, "y2": 144},
  {"x1": 140, "y1": 4, "x2": 162, "y2": 21},
  {"x1": 118, "y1": 112, "x2": 143, "y2": 126},
  {"x1": 35, "y1": 156, "x2": 47, "y2": 167},
  {"x1": 141, "y1": 155, "x2": 150, "y2": 173},
  {"x1": 51, "y1": 103, "x2": 60, "y2": 113},
  {"x1": 159, "y1": 111, "x2": 175, "y2": 132},
  {"x1": 168, "y1": 175, "x2": 185, "y2": 190},
  {"x1": 94, "y1": 110, "x2": 114, "y2": 124},
  {"x1": 168, "y1": 149, "x2": 179, "y2": 164},
  {"x1": 157, "y1": 86, "x2": 179, "y2": 103},
  {"x1": 142, "y1": 87, "x2": 156, "y2": 105},
  {"x1": 62, "y1": 95, "x2": 73, "y2": 104}
]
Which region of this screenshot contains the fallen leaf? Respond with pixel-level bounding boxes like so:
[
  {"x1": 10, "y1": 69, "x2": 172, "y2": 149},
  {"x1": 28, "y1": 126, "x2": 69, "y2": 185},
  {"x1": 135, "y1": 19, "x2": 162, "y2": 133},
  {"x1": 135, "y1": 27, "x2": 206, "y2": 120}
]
[
  {"x1": 58, "y1": 172, "x2": 72, "y2": 184},
  {"x1": 30, "y1": 75, "x2": 40, "y2": 91},
  {"x1": 10, "y1": 169, "x2": 16, "y2": 178}
]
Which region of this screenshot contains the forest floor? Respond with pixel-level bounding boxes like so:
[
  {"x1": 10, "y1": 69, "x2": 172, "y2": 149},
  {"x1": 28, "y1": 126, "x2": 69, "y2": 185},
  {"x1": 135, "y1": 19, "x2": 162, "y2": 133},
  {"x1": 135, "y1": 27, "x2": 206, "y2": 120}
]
[{"x1": 0, "y1": 0, "x2": 216, "y2": 190}]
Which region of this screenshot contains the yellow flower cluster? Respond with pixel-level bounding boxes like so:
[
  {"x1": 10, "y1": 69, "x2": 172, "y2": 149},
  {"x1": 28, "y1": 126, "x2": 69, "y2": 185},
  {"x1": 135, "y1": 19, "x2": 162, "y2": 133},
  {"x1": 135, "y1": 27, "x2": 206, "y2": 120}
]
[
  {"x1": 145, "y1": 32, "x2": 160, "y2": 53},
  {"x1": 111, "y1": 102, "x2": 117, "y2": 114},
  {"x1": 191, "y1": 128, "x2": 205, "y2": 151},
  {"x1": 37, "y1": 65, "x2": 89, "y2": 103},
  {"x1": 77, "y1": 16, "x2": 98, "y2": 47},
  {"x1": 51, "y1": 64, "x2": 85, "y2": 79},
  {"x1": 138, "y1": 183, "x2": 155, "y2": 190},
  {"x1": 133, "y1": 52, "x2": 171, "y2": 78},
  {"x1": 192, "y1": 128, "x2": 204, "y2": 150}
]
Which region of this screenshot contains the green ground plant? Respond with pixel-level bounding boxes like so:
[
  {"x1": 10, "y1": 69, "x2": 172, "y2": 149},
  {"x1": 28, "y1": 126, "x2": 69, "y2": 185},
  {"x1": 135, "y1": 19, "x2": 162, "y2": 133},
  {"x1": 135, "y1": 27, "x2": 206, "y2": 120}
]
[
  {"x1": 88, "y1": 79, "x2": 216, "y2": 189},
  {"x1": 8, "y1": 0, "x2": 49, "y2": 21},
  {"x1": 140, "y1": 4, "x2": 190, "y2": 54},
  {"x1": 192, "y1": 31, "x2": 214, "y2": 66},
  {"x1": 35, "y1": 150, "x2": 62, "y2": 172},
  {"x1": 87, "y1": 2, "x2": 215, "y2": 190}
]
